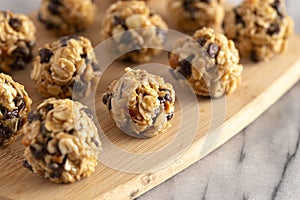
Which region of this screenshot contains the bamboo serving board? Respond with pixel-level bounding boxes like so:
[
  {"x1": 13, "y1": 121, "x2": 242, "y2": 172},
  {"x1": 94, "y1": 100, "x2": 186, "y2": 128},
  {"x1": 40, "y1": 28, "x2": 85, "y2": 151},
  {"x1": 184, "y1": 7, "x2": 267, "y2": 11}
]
[{"x1": 1, "y1": 0, "x2": 300, "y2": 199}]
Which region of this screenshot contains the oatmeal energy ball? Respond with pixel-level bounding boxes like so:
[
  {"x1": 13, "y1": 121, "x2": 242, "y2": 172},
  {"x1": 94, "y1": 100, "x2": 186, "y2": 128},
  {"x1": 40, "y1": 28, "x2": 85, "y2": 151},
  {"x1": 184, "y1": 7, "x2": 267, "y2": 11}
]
[
  {"x1": 103, "y1": 68, "x2": 175, "y2": 138},
  {"x1": 38, "y1": 0, "x2": 96, "y2": 35},
  {"x1": 168, "y1": 0, "x2": 225, "y2": 32},
  {"x1": 22, "y1": 98, "x2": 101, "y2": 184},
  {"x1": 0, "y1": 73, "x2": 32, "y2": 146},
  {"x1": 101, "y1": 1, "x2": 168, "y2": 62},
  {"x1": 223, "y1": 0, "x2": 294, "y2": 62},
  {"x1": 0, "y1": 11, "x2": 36, "y2": 73},
  {"x1": 169, "y1": 28, "x2": 243, "y2": 98},
  {"x1": 31, "y1": 35, "x2": 100, "y2": 99}
]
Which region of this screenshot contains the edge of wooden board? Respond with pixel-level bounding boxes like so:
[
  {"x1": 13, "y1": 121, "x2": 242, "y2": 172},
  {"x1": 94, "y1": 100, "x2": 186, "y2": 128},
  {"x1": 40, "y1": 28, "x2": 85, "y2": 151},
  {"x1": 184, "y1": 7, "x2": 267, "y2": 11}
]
[{"x1": 94, "y1": 37, "x2": 300, "y2": 200}]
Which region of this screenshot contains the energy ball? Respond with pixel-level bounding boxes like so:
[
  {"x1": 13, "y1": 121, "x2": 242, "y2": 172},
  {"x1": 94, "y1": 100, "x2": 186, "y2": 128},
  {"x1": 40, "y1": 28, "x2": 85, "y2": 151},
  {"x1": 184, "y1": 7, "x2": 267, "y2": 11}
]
[
  {"x1": 22, "y1": 98, "x2": 101, "y2": 184},
  {"x1": 31, "y1": 35, "x2": 100, "y2": 99},
  {"x1": 102, "y1": 68, "x2": 175, "y2": 138},
  {"x1": 223, "y1": 0, "x2": 294, "y2": 62},
  {"x1": 0, "y1": 73, "x2": 32, "y2": 146},
  {"x1": 0, "y1": 11, "x2": 36, "y2": 73},
  {"x1": 101, "y1": 1, "x2": 168, "y2": 62},
  {"x1": 169, "y1": 28, "x2": 243, "y2": 98},
  {"x1": 168, "y1": 0, "x2": 225, "y2": 32},
  {"x1": 38, "y1": 0, "x2": 96, "y2": 35}
]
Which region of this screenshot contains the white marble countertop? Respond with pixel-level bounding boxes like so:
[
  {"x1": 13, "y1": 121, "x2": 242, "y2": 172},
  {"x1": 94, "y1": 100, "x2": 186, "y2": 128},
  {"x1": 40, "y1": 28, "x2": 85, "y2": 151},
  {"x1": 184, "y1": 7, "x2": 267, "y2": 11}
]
[{"x1": 0, "y1": 0, "x2": 299, "y2": 200}]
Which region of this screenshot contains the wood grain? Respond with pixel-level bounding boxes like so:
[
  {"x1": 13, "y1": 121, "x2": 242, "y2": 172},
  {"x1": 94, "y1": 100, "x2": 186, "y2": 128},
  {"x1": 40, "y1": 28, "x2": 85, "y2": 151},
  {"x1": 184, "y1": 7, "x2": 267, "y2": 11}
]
[{"x1": 1, "y1": 0, "x2": 300, "y2": 199}]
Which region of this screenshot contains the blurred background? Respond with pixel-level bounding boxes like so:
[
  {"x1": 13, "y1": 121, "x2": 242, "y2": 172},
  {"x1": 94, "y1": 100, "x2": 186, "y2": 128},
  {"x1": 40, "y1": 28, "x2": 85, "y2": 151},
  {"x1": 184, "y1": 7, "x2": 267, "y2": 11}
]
[{"x1": 0, "y1": 0, "x2": 299, "y2": 32}]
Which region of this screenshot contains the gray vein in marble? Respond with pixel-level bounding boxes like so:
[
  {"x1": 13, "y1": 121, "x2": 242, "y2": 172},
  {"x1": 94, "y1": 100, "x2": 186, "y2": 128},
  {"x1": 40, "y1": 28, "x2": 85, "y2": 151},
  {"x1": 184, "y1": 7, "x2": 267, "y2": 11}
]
[
  {"x1": 201, "y1": 178, "x2": 209, "y2": 200},
  {"x1": 271, "y1": 128, "x2": 300, "y2": 200},
  {"x1": 239, "y1": 129, "x2": 247, "y2": 163}
]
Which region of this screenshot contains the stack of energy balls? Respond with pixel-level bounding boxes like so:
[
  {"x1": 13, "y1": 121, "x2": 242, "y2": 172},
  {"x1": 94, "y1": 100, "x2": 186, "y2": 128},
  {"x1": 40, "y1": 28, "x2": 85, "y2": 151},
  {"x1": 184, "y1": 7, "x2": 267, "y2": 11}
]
[{"x1": 0, "y1": 0, "x2": 294, "y2": 185}]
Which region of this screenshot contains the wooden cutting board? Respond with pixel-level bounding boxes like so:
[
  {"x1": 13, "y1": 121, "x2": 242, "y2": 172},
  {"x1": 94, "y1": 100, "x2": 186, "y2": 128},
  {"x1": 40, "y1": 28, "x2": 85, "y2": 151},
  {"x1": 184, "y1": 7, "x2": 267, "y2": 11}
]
[{"x1": 1, "y1": 0, "x2": 300, "y2": 199}]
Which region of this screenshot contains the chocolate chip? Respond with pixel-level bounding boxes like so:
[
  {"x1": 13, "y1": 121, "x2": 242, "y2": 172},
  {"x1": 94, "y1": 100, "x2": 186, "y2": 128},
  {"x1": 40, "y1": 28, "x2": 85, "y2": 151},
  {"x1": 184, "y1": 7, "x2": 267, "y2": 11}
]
[
  {"x1": 166, "y1": 113, "x2": 173, "y2": 121},
  {"x1": 38, "y1": 13, "x2": 60, "y2": 29},
  {"x1": 14, "y1": 96, "x2": 25, "y2": 111},
  {"x1": 39, "y1": 48, "x2": 53, "y2": 64},
  {"x1": 200, "y1": 0, "x2": 211, "y2": 3},
  {"x1": 48, "y1": 0, "x2": 61, "y2": 15},
  {"x1": 81, "y1": 107, "x2": 93, "y2": 119},
  {"x1": 13, "y1": 47, "x2": 28, "y2": 57},
  {"x1": 267, "y1": 23, "x2": 281, "y2": 35},
  {"x1": 207, "y1": 43, "x2": 219, "y2": 58},
  {"x1": 91, "y1": 137, "x2": 99, "y2": 147},
  {"x1": 183, "y1": 1, "x2": 198, "y2": 19},
  {"x1": 6, "y1": 110, "x2": 19, "y2": 119},
  {"x1": 158, "y1": 91, "x2": 172, "y2": 104},
  {"x1": 10, "y1": 58, "x2": 26, "y2": 70},
  {"x1": 50, "y1": 0, "x2": 61, "y2": 4},
  {"x1": 178, "y1": 54, "x2": 195, "y2": 78},
  {"x1": 49, "y1": 171, "x2": 62, "y2": 178},
  {"x1": 28, "y1": 111, "x2": 41, "y2": 123},
  {"x1": 113, "y1": 16, "x2": 128, "y2": 30},
  {"x1": 250, "y1": 50, "x2": 260, "y2": 63},
  {"x1": 0, "y1": 124, "x2": 13, "y2": 140},
  {"x1": 197, "y1": 38, "x2": 207, "y2": 47},
  {"x1": 9, "y1": 18, "x2": 21, "y2": 31},
  {"x1": 80, "y1": 53, "x2": 87, "y2": 59},
  {"x1": 271, "y1": 0, "x2": 284, "y2": 19},
  {"x1": 60, "y1": 35, "x2": 79, "y2": 47},
  {"x1": 40, "y1": 123, "x2": 50, "y2": 135},
  {"x1": 46, "y1": 104, "x2": 54, "y2": 111},
  {"x1": 234, "y1": 9, "x2": 245, "y2": 27},
  {"x1": 30, "y1": 144, "x2": 46, "y2": 159},
  {"x1": 23, "y1": 160, "x2": 33, "y2": 171},
  {"x1": 102, "y1": 93, "x2": 111, "y2": 105},
  {"x1": 107, "y1": 99, "x2": 112, "y2": 111},
  {"x1": 164, "y1": 93, "x2": 172, "y2": 102},
  {"x1": 17, "y1": 118, "x2": 24, "y2": 130}
]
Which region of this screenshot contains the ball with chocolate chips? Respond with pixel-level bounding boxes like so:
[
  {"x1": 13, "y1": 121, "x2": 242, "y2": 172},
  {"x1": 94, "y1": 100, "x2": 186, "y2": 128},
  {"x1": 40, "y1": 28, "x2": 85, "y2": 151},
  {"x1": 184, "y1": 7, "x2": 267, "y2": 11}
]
[
  {"x1": 169, "y1": 27, "x2": 243, "y2": 98},
  {"x1": 223, "y1": 0, "x2": 294, "y2": 62},
  {"x1": 31, "y1": 35, "x2": 100, "y2": 99},
  {"x1": 22, "y1": 98, "x2": 101, "y2": 184},
  {"x1": 38, "y1": 0, "x2": 96, "y2": 35},
  {"x1": 0, "y1": 73, "x2": 32, "y2": 146},
  {"x1": 168, "y1": 0, "x2": 225, "y2": 32},
  {"x1": 101, "y1": 1, "x2": 168, "y2": 62},
  {"x1": 0, "y1": 11, "x2": 36, "y2": 73},
  {"x1": 103, "y1": 68, "x2": 175, "y2": 138}
]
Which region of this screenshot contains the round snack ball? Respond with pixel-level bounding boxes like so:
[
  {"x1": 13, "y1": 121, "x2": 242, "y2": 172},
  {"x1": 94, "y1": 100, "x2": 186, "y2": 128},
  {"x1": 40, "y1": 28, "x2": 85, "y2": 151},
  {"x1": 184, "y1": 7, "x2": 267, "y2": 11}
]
[
  {"x1": 223, "y1": 0, "x2": 294, "y2": 62},
  {"x1": 169, "y1": 28, "x2": 243, "y2": 98},
  {"x1": 102, "y1": 68, "x2": 175, "y2": 138},
  {"x1": 38, "y1": 0, "x2": 96, "y2": 35},
  {"x1": 168, "y1": 0, "x2": 225, "y2": 32},
  {"x1": 101, "y1": 1, "x2": 168, "y2": 62},
  {"x1": 31, "y1": 35, "x2": 100, "y2": 99},
  {"x1": 0, "y1": 73, "x2": 32, "y2": 146},
  {"x1": 0, "y1": 11, "x2": 36, "y2": 73},
  {"x1": 22, "y1": 98, "x2": 101, "y2": 184}
]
